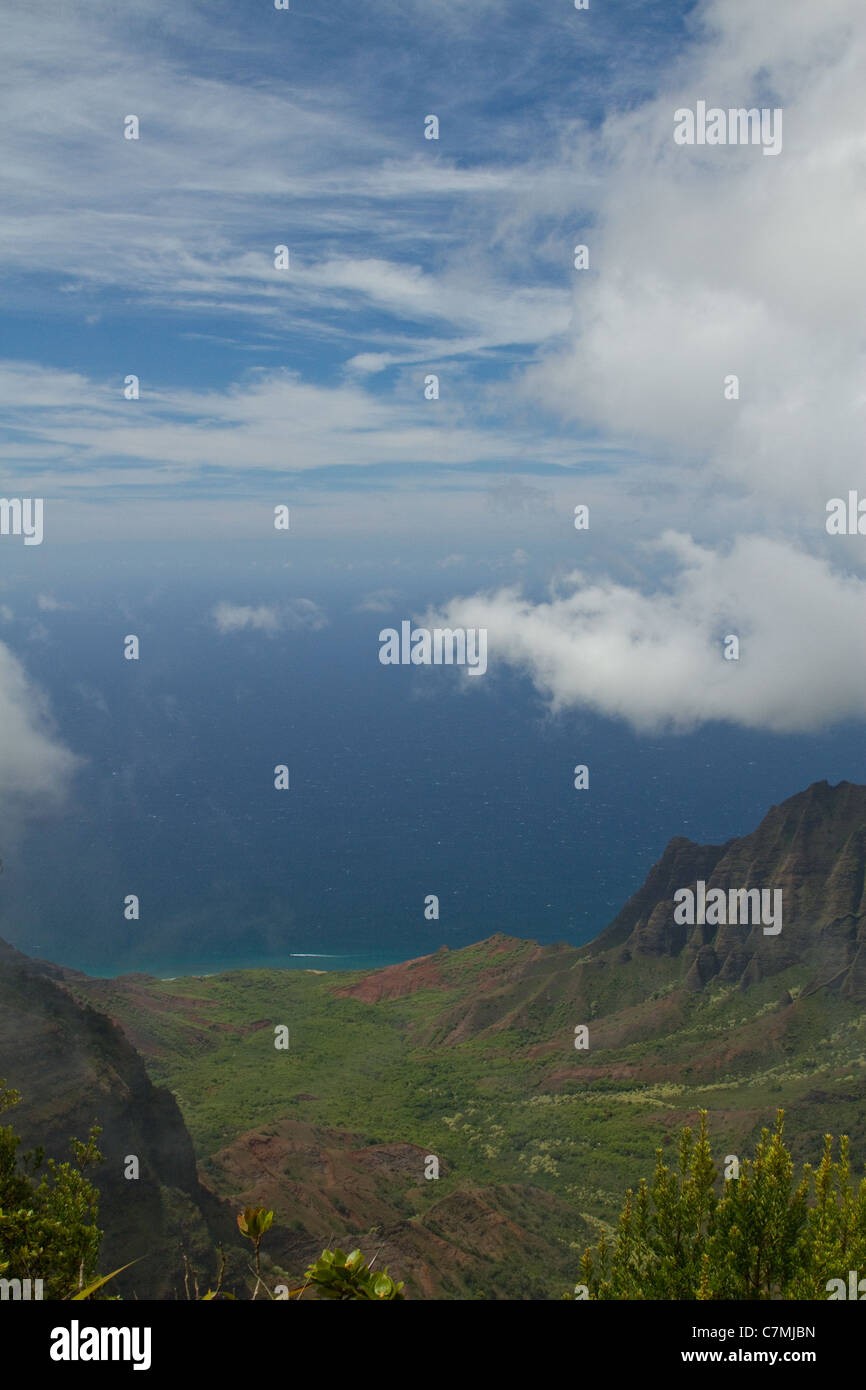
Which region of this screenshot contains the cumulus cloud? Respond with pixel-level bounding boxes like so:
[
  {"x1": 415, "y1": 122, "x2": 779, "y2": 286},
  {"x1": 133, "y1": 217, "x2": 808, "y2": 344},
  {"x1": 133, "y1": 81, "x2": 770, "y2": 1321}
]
[
  {"x1": 211, "y1": 599, "x2": 328, "y2": 635},
  {"x1": 427, "y1": 534, "x2": 866, "y2": 734},
  {"x1": 519, "y1": 0, "x2": 866, "y2": 521},
  {"x1": 0, "y1": 642, "x2": 81, "y2": 815},
  {"x1": 421, "y1": 0, "x2": 866, "y2": 734},
  {"x1": 212, "y1": 603, "x2": 281, "y2": 634}
]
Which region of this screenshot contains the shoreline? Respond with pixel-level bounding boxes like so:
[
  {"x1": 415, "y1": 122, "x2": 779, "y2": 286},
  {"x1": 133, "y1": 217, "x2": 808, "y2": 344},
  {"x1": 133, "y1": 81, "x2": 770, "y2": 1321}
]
[{"x1": 76, "y1": 949, "x2": 415, "y2": 983}]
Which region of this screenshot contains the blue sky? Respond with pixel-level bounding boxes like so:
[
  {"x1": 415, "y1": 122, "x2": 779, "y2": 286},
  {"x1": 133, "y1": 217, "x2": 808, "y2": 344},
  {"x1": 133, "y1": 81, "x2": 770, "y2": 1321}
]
[
  {"x1": 0, "y1": 0, "x2": 696, "y2": 503},
  {"x1": 2, "y1": 0, "x2": 866, "y2": 829}
]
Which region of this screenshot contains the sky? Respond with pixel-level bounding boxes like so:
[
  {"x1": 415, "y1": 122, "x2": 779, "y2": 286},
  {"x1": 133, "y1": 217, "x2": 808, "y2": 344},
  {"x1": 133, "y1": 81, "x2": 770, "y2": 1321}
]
[{"x1": 1, "y1": 0, "x2": 865, "y2": 831}]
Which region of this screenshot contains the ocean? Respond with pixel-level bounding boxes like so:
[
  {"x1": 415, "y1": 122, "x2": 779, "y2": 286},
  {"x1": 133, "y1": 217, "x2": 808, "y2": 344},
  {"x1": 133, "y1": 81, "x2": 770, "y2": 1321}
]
[{"x1": 2, "y1": 557, "x2": 864, "y2": 977}]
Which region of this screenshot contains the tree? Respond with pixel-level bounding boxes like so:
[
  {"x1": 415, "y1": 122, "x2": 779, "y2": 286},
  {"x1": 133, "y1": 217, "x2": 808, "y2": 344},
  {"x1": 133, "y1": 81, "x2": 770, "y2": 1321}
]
[
  {"x1": 0, "y1": 1081, "x2": 103, "y2": 1298},
  {"x1": 1, "y1": 1084, "x2": 408, "y2": 1302},
  {"x1": 577, "y1": 1110, "x2": 866, "y2": 1300}
]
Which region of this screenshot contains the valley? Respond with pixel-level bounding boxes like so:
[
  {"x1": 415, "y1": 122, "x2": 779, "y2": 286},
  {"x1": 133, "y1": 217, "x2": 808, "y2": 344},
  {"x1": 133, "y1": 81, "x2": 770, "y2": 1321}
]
[{"x1": 4, "y1": 778, "x2": 866, "y2": 1298}]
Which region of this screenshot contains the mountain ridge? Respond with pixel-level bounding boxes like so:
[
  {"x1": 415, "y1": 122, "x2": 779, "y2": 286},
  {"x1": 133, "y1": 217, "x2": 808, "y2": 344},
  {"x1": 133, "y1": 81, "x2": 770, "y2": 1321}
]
[{"x1": 3, "y1": 777, "x2": 865, "y2": 1298}]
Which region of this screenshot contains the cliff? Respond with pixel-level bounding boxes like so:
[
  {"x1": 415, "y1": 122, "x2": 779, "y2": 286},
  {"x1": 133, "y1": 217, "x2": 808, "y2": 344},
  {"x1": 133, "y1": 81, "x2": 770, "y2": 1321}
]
[
  {"x1": 0, "y1": 936, "x2": 239, "y2": 1298},
  {"x1": 590, "y1": 779, "x2": 866, "y2": 998}
]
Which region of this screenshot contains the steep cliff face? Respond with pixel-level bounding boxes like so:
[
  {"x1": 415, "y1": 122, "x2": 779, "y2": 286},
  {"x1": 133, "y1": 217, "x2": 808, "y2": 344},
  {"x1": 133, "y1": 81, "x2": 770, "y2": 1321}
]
[
  {"x1": 590, "y1": 780, "x2": 866, "y2": 999},
  {"x1": 0, "y1": 937, "x2": 236, "y2": 1298},
  {"x1": 3, "y1": 779, "x2": 864, "y2": 1300},
  {"x1": 329, "y1": 781, "x2": 866, "y2": 1052}
]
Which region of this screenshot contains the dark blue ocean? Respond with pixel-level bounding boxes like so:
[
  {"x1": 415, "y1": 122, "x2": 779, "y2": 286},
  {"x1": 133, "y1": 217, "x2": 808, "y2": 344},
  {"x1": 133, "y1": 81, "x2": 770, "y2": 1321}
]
[{"x1": 2, "y1": 549, "x2": 864, "y2": 977}]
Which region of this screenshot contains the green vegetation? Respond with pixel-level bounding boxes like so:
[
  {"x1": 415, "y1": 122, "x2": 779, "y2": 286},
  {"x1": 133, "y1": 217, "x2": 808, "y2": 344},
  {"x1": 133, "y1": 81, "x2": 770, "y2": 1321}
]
[
  {"x1": 6, "y1": 781, "x2": 863, "y2": 1298},
  {"x1": 0, "y1": 1085, "x2": 400, "y2": 1302},
  {"x1": 237, "y1": 1204, "x2": 274, "y2": 1299},
  {"x1": 578, "y1": 1111, "x2": 866, "y2": 1299},
  {"x1": 303, "y1": 1246, "x2": 405, "y2": 1300},
  {"x1": 0, "y1": 1080, "x2": 103, "y2": 1299},
  {"x1": 59, "y1": 931, "x2": 866, "y2": 1298},
  {"x1": 4, "y1": 1073, "x2": 865, "y2": 1301}
]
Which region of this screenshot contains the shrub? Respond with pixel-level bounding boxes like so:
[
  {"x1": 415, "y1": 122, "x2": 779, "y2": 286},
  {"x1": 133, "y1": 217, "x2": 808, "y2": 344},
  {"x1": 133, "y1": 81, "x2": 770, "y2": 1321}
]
[
  {"x1": 576, "y1": 1110, "x2": 866, "y2": 1300},
  {"x1": 0, "y1": 1081, "x2": 103, "y2": 1299}
]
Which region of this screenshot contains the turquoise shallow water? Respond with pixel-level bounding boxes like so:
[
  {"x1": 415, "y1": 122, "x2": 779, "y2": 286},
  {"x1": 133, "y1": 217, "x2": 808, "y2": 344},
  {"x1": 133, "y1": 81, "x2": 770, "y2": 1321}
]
[{"x1": 124, "y1": 951, "x2": 409, "y2": 982}]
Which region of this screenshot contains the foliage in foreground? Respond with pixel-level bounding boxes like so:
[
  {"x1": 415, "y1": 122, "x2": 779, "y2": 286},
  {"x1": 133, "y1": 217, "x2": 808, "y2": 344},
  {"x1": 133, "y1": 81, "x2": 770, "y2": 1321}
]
[
  {"x1": 12, "y1": 1064, "x2": 865, "y2": 1303},
  {"x1": 0, "y1": 1084, "x2": 403, "y2": 1301},
  {"x1": 229, "y1": 1206, "x2": 405, "y2": 1300},
  {"x1": 303, "y1": 1246, "x2": 405, "y2": 1300},
  {"x1": 0, "y1": 1081, "x2": 103, "y2": 1299},
  {"x1": 576, "y1": 1110, "x2": 866, "y2": 1300}
]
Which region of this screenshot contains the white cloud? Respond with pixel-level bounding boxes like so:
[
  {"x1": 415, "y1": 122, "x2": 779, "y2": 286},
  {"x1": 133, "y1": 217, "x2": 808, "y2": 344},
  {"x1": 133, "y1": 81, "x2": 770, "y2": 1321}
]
[
  {"x1": 0, "y1": 2, "x2": 578, "y2": 359},
  {"x1": 211, "y1": 599, "x2": 327, "y2": 634},
  {"x1": 407, "y1": 0, "x2": 866, "y2": 734},
  {"x1": 0, "y1": 360, "x2": 596, "y2": 491},
  {"x1": 427, "y1": 534, "x2": 866, "y2": 734},
  {"x1": 3, "y1": 0, "x2": 863, "y2": 745},
  {"x1": 0, "y1": 642, "x2": 82, "y2": 815},
  {"x1": 519, "y1": 0, "x2": 866, "y2": 521},
  {"x1": 211, "y1": 604, "x2": 281, "y2": 634}
]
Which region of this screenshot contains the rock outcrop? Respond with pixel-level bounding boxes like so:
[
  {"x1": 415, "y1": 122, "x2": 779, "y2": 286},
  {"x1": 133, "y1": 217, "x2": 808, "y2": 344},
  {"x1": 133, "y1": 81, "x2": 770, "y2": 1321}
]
[{"x1": 0, "y1": 936, "x2": 238, "y2": 1298}]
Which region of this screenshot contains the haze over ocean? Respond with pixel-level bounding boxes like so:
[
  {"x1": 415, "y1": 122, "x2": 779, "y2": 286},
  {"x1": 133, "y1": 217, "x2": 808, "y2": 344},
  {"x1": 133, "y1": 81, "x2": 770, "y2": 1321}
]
[{"x1": 1, "y1": 544, "x2": 863, "y2": 979}]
